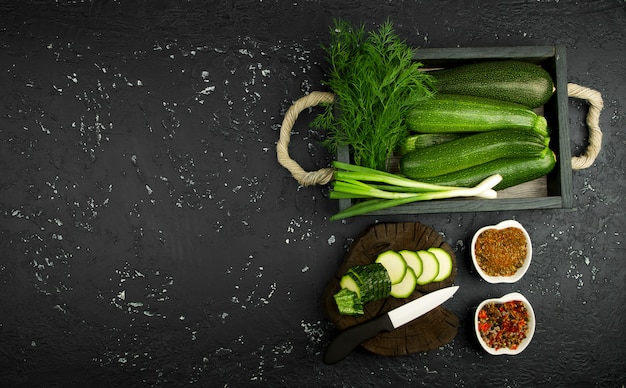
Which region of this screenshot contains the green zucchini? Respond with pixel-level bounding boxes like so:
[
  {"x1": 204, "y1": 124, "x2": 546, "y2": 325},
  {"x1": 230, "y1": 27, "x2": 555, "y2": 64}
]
[
  {"x1": 406, "y1": 94, "x2": 549, "y2": 137},
  {"x1": 339, "y1": 263, "x2": 391, "y2": 303},
  {"x1": 399, "y1": 133, "x2": 465, "y2": 154},
  {"x1": 431, "y1": 60, "x2": 554, "y2": 108},
  {"x1": 333, "y1": 288, "x2": 364, "y2": 316},
  {"x1": 418, "y1": 147, "x2": 557, "y2": 190},
  {"x1": 399, "y1": 129, "x2": 549, "y2": 179}
]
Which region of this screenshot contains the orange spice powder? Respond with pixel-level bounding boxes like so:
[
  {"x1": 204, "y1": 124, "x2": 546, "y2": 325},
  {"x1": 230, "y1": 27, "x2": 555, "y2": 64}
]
[{"x1": 475, "y1": 227, "x2": 527, "y2": 276}]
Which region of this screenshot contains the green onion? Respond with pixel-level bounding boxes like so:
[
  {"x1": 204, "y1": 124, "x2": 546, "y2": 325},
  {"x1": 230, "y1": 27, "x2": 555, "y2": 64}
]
[
  {"x1": 329, "y1": 162, "x2": 501, "y2": 221},
  {"x1": 331, "y1": 180, "x2": 418, "y2": 200}
]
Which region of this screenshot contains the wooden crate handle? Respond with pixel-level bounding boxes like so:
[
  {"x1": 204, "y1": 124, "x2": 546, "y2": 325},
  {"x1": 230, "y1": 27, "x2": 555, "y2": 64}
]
[
  {"x1": 568, "y1": 83, "x2": 604, "y2": 170},
  {"x1": 277, "y1": 91, "x2": 336, "y2": 186}
]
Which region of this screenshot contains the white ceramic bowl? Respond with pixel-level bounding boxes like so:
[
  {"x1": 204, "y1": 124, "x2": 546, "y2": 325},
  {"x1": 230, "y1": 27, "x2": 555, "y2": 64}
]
[
  {"x1": 474, "y1": 292, "x2": 536, "y2": 355},
  {"x1": 471, "y1": 220, "x2": 532, "y2": 283}
]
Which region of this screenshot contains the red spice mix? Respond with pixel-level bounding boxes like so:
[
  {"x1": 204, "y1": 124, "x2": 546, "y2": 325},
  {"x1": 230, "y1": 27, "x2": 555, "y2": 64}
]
[
  {"x1": 477, "y1": 300, "x2": 530, "y2": 350},
  {"x1": 475, "y1": 227, "x2": 527, "y2": 277}
]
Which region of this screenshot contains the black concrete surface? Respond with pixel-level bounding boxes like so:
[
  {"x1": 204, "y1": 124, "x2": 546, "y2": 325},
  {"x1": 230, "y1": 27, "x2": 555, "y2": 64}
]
[{"x1": 1, "y1": 1, "x2": 624, "y2": 387}]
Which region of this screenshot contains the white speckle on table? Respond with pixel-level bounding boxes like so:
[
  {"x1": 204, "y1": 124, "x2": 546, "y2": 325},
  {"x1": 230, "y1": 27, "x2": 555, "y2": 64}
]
[
  {"x1": 271, "y1": 341, "x2": 293, "y2": 355},
  {"x1": 300, "y1": 320, "x2": 324, "y2": 345},
  {"x1": 53, "y1": 305, "x2": 66, "y2": 314},
  {"x1": 286, "y1": 217, "x2": 315, "y2": 242},
  {"x1": 214, "y1": 347, "x2": 233, "y2": 356},
  {"x1": 238, "y1": 48, "x2": 253, "y2": 58},
  {"x1": 39, "y1": 122, "x2": 51, "y2": 134},
  {"x1": 581, "y1": 179, "x2": 596, "y2": 193},
  {"x1": 566, "y1": 262, "x2": 584, "y2": 289},
  {"x1": 199, "y1": 85, "x2": 215, "y2": 95},
  {"x1": 327, "y1": 235, "x2": 336, "y2": 245}
]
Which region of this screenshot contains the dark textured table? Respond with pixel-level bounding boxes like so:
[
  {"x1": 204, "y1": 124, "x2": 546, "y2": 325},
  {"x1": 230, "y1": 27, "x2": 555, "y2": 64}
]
[{"x1": 1, "y1": 1, "x2": 624, "y2": 387}]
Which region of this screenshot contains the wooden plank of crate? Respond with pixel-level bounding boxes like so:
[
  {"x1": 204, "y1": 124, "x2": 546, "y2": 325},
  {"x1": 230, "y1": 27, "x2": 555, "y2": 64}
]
[{"x1": 553, "y1": 44, "x2": 574, "y2": 208}]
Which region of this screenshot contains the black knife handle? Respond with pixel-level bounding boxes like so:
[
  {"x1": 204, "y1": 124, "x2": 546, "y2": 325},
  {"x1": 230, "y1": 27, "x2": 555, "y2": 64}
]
[{"x1": 323, "y1": 314, "x2": 395, "y2": 365}]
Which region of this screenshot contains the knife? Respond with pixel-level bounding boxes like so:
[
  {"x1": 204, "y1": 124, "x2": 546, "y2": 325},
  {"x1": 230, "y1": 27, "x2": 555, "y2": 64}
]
[{"x1": 323, "y1": 285, "x2": 459, "y2": 365}]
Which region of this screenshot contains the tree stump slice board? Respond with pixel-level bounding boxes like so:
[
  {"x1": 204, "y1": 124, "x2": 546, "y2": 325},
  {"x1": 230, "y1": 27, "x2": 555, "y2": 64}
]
[{"x1": 322, "y1": 222, "x2": 459, "y2": 356}]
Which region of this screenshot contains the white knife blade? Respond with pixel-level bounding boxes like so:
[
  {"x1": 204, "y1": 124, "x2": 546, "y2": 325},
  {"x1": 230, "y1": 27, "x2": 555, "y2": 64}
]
[
  {"x1": 388, "y1": 285, "x2": 459, "y2": 328},
  {"x1": 323, "y1": 285, "x2": 459, "y2": 365}
]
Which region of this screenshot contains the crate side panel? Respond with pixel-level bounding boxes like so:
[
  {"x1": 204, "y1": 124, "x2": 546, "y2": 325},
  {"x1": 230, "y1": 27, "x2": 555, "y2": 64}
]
[{"x1": 554, "y1": 45, "x2": 574, "y2": 208}]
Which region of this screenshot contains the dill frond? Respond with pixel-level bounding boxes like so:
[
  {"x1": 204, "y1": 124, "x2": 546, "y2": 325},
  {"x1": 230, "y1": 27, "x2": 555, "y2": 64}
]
[{"x1": 311, "y1": 19, "x2": 436, "y2": 170}]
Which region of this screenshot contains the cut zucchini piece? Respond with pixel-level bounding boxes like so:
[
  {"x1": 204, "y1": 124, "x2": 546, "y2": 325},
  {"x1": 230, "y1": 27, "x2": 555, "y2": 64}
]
[
  {"x1": 428, "y1": 247, "x2": 454, "y2": 282},
  {"x1": 375, "y1": 250, "x2": 407, "y2": 284},
  {"x1": 340, "y1": 263, "x2": 391, "y2": 303},
  {"x1": 399, "y1": 250, "x2": 423, "y2": 279},
  {"x1": 333, "y1": 288, "x2": 364, "y2": 316},
  {"x1": 339, "y1": 274, "x2": 360, "y2": 297},
  {"x1": 416, "y1": 250, "x2": 440, "y2": 285},
  {"x1": 390, "y1": 267, "x2": 417, "y2": 298}
]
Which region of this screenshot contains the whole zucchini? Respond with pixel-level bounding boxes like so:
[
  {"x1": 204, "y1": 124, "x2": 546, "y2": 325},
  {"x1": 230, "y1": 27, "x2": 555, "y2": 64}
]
[
  {"x1": 406, "y1": 94, "x2": 549, "y2": 137},
  {"x1": 399, "y1": 129, "x2": 549, "y2": 179},
  {"x1": 418, "y1": 147, "x2": 557, "y2": 190},
  {"x1": 430, "y1": 60, "x2": 554, "y2": 108},
  {"x1": 399, "y1": 133, "x2": 465, "y2": 154}
]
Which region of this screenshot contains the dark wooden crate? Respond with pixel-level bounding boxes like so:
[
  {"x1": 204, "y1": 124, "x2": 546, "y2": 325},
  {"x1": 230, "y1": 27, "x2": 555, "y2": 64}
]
[{"x1": 337, "y1": 45, "x2": 573, "y2": 214}]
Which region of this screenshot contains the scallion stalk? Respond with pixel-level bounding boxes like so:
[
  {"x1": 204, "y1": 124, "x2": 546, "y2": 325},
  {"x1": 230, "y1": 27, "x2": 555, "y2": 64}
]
[
  {"x1": 329, "y1": 162, "x2": 502, "y2": 221},
  {"x1": 332, "y1": 180, "x2": 423, "y2": 200}
]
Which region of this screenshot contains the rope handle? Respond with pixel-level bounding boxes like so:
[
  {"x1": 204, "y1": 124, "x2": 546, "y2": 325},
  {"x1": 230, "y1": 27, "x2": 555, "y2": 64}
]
[
  {"x1": 567, "y1": 83, "x2": 604, "y2": 170},
  {"x1": 277, "y1": 85, "x2": 604, "y2": 185},
  {"x1": 276, "y1": 91, "x2": 336, "y2": 186}
]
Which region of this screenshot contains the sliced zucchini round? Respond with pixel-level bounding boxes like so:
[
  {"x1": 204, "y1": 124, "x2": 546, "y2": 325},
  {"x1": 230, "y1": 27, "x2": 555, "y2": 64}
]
[
  {"x1": 399, "y1": 250, "x2": 423, "y2": 279},
  {"x1": 416, "y1": 250, "x2": 440, "y2": 285},
  {"x1": 390, "y1": 267, "x2": 417, "y2": 298},
  {"x1": 375, "y1": 250, "x2": 407, "y2": 284},
  {"x1": 339, "y1": 274, "x2": 360, "y2": 298},
  {"x1": 428, "y1": 247, "x2": 454, "y2": 282}
]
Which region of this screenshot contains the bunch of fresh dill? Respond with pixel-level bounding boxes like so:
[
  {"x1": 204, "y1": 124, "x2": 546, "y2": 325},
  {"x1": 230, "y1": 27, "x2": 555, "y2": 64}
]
[{"x1": 311, "y1": 19, "x2": 436, "y2": 171}]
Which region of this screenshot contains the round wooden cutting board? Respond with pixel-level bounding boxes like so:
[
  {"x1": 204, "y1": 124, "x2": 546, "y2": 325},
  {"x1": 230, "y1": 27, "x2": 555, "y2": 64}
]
[{"x1": 322, "y1": 222, "x2": 459, "y2": 356}]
